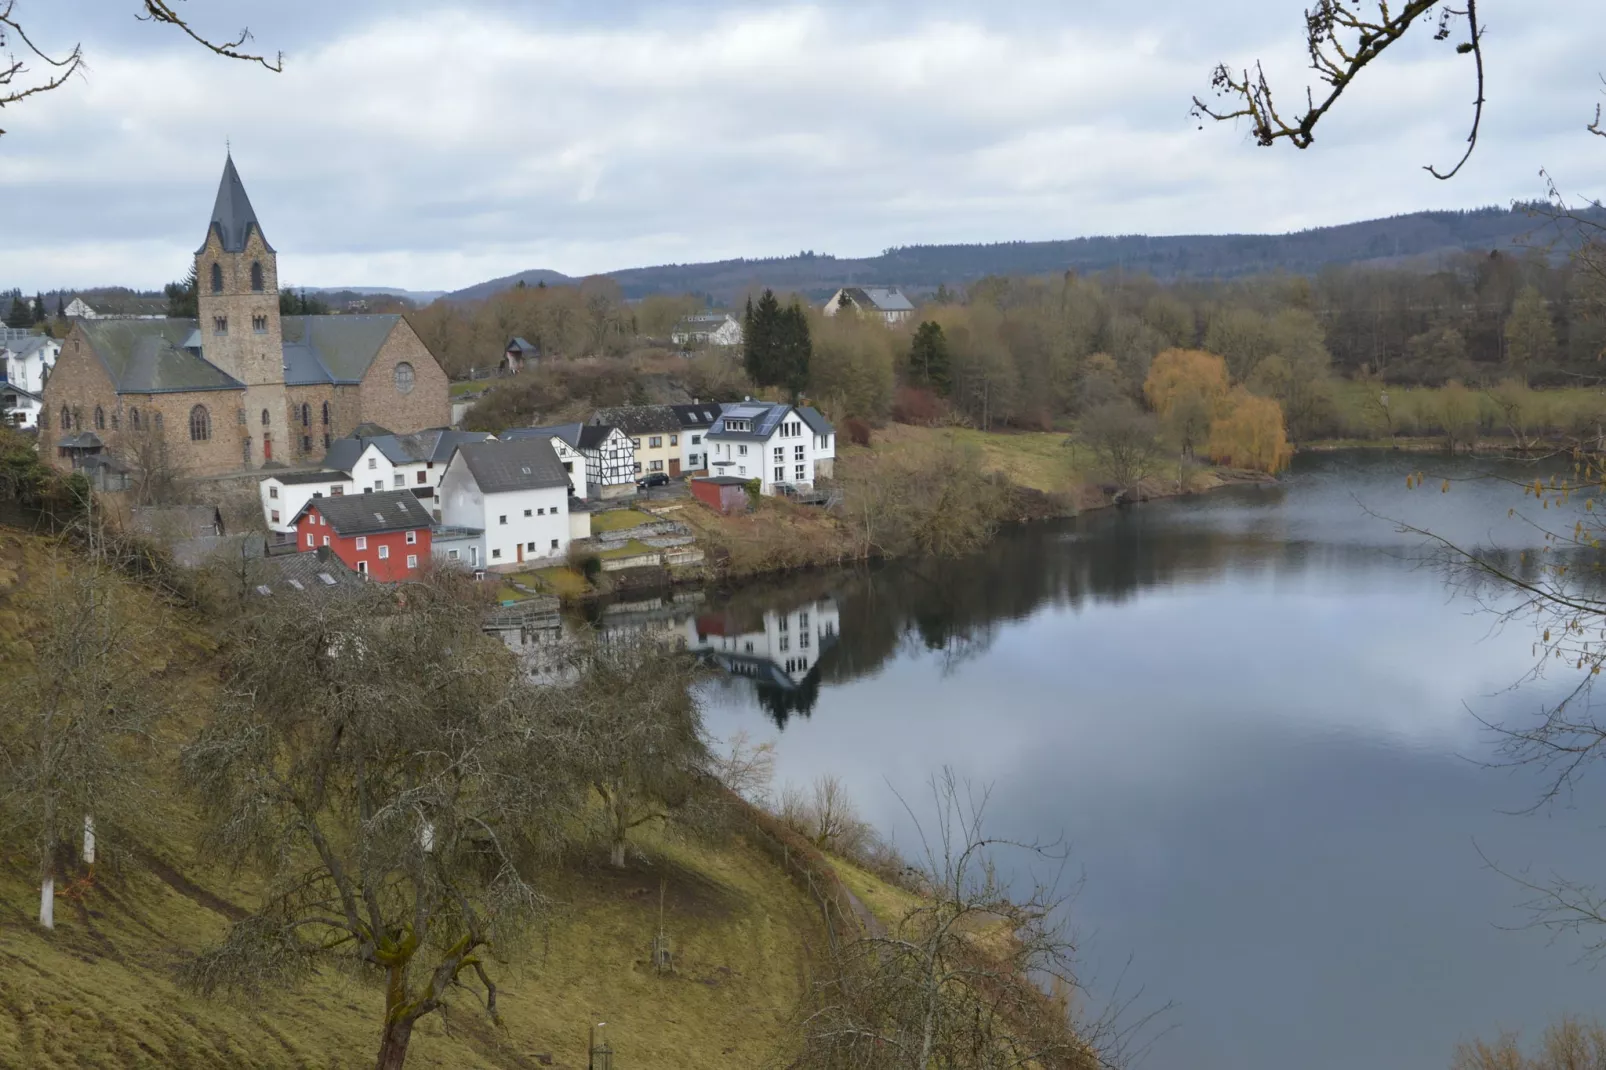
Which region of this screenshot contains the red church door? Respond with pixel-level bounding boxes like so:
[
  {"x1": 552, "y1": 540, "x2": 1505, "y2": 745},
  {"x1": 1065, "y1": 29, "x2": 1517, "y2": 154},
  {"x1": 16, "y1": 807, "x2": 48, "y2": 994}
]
[{"x1": 263, "y1": 432, "x2": 273, "y2": 462}]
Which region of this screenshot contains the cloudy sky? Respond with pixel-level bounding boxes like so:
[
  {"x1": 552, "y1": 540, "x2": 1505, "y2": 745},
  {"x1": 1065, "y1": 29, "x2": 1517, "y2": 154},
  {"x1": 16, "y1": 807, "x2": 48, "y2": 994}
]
[{"x1": 2, "y1": 0, "x2": 1602, "y2": 293}]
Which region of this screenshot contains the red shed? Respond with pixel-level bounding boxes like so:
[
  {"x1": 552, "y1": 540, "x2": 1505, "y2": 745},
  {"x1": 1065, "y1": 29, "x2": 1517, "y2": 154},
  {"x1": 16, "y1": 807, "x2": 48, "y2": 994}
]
[
  {"x1": 691, "y1": 476, "x2": 749, "y2": 515},
  {"x1": 292, "y1": 488, "x2": 432, "y2": 582}
]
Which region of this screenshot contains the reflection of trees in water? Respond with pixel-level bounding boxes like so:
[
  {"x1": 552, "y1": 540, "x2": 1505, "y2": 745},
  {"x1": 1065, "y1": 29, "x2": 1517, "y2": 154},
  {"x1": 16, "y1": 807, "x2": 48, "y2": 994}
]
[{"x1": 754, "y1": 671, "x2": 821, "y2": 729}]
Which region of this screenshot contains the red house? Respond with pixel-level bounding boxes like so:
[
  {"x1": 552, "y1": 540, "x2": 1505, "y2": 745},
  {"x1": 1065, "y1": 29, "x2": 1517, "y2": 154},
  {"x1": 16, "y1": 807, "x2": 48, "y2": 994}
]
[{"x1": 292, "y1": 489, "x2": 432, "y2": 582}]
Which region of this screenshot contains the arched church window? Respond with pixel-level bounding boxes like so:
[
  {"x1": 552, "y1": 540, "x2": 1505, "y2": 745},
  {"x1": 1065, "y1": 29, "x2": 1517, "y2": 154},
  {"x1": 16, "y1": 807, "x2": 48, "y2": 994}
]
[
  {"x1": 321, "y1": 401, "x2": 330, "y2": 426},
  {"x1": 60, "y1": 405, "x2": 70, "y2": 430},
  {"x1": 131, "y1": 407, "x2": 141, "y2": 431},
  {"x1": 189, "y1": 405, "x2": 211, "y2": 442},
  {"x1": 210, "y1": 262, "x2": 224, "y2": 293},
  {"x1": 251, "y1": 261, "x2": 264, "y2": 292},
  {"x1": 261, "y1": 408, "x2": 271, "y2": 426},
  {"x1": 94, "y1": 406, "x2": 105, "y2": 430},
  {"x1": 300, "y1": 403, "x2": 310, "y2": 427},
  {"x1": 394, "y1": 361, "x2": 415, "y2": 395}
]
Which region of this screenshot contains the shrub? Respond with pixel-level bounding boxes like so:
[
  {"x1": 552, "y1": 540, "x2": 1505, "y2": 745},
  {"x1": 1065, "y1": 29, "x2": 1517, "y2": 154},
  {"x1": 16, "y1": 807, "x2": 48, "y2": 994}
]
[
  {"x1": 842, "y1": 416, "x2": 872, "y2": 447},
  {"x1": 890, "y1": 386, "x2": 945, "y2": 426}
]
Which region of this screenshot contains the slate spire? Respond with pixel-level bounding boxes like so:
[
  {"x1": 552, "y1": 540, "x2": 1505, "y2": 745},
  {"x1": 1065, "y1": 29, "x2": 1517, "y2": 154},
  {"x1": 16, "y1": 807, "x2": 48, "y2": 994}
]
[{"x1": 205, "y1": 152, "x2": 272, "y2": 253}]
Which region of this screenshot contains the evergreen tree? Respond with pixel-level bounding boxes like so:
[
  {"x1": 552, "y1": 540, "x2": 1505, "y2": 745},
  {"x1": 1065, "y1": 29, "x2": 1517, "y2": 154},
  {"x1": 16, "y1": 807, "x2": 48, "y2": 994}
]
[
  {"x1": 166, "y1": 268, "x2": 198, "y2": 318},
  {"x1": 908, "y1": 320, "x2": 951, "y2": 394},
  {"x1": 31, "y1": 293, "x2": 46, "y2": 325},
  {"x1": 743, "y1": 290, "x2": 783, "y2": 388},
  {"x1": 777, "y1": 301, "x2": 812, "y2": 402}
]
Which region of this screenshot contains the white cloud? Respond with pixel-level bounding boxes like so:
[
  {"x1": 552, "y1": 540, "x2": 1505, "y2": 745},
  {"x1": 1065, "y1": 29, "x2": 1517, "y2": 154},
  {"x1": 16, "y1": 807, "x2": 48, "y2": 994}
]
[{"x1": 2, "y1": 1, "x2": 1604, "y2": 291}]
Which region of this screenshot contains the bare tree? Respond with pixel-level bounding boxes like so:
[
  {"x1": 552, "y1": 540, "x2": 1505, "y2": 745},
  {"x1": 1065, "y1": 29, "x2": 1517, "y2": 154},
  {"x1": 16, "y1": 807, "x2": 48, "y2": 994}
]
[
  {"x1": 523, "y1": 636, "x2": 709, "y2": 868},
  {"x1": 1077, "y1": 401, "x2": 1162, "y2": 498},
  {"x1": 0, "y1": 1, "x2": 281, "y2": 137},
  {"x1": 796, "y1": 769, "x2": 1156, "y2": 1070},
  {"x1": 1, "y1": 551, "x2": 160, "y2": 929},
  {"x1": 181, "y1": 573, "x2": 582, "y2": 1070},
  {"x1": 711, "y1": 728, "x2": 777, "y2": 805}
]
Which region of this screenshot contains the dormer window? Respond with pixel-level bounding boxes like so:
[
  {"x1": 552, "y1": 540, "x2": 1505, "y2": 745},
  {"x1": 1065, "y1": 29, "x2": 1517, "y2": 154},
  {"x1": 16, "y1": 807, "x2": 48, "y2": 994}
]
[
  {"x1": 213, "y1": 316, "x2": 228, "y2": 335},
  {"x1": 250, "y1": 261, "x2": 264, "y2": 292},
  {"x1": 210, "y1": 262, "x2": 223, "y2": 293}
]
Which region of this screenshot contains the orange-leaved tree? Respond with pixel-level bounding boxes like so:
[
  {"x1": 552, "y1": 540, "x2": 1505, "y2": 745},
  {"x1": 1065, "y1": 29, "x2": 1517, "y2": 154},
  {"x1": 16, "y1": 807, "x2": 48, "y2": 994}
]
[
  {"x1": 1207, "y1": 387, "x2": 1292, "y2": 474},
  {"x1": 1144, "y1": 348, "x2": 1229, "y2": 458}
]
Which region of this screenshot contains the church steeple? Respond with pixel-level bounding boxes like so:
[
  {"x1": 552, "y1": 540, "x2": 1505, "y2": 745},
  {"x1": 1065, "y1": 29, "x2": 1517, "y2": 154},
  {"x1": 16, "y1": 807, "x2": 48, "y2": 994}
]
[{"x1": 202, "y1": 153, "x2": 273, "y2": 254}]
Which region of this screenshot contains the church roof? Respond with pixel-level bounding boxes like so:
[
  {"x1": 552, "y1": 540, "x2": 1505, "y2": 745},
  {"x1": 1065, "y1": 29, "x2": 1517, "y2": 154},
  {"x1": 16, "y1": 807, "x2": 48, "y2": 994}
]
[
  {"x1": 78, "y1": 320, "x2": 242, "y2": 394},
  {"x1": 281, "y1": 315, "x2": 404, "y2": 385},
  {"x1": 203, "y1": 154, "x2": 273, "y2": 254}
]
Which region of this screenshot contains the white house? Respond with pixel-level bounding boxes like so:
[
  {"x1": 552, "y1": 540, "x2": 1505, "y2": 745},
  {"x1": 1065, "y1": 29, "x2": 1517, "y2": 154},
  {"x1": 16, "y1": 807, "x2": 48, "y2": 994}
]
[
  {"x1": 2, "y1": 334, "x2": 60, "y2": 430},
  {"x1": 669, "y1": 402, "x2": 723, "y2": 475},
  {"x1": 439, "y1": 437, "x2": 575, "y2": 569},
  {"x1": 259, "y1": 469, "x2": 357, "y2": 535},
  {"x1": 324, "y1": 428, "x2": 493, "y2": 518},
  {"x1": 502, "y1": 423, "x2": 635, "y2": 499},
  {"x1": 822, "y1": 286, "x2": 915, "y2": 325},
  {"x1": 704, "y1": 400, "x2": 835, "y2": 495},
  {"x1": 670, "y1": 313, "x2": 743, "y2": 347},
  {"x1": 502, "y1": 424, "x2": 588, "y2": 497},
  {"x1": 63, "y1": 297, "x2": 97, "y2": 319},
  {"x1": 685, "y1": 597, "x2": 841, "y2": 687}
]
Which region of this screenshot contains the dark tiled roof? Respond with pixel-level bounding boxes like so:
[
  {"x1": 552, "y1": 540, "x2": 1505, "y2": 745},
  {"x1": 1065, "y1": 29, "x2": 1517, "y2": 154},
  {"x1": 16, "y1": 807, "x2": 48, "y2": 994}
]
[
  {"x1": 506, "y1": 336, "x2": 538, "y2": 354},
  {"x1": 258, "y1": 547, "x2": 364, "y2": 596},
  {"x1": 58, "y1": 431, "x2": 106, "y2": 449},
  {"x1": 325, "y1": 428, "x2": 489, "y2": 473},
  {"x1": 280, "y1": 315, "x2": 402, "y2": 385},
  {"x1": 669, "y1": 403, "x2": 724, "y2": 429},
  {"x1": 838, "y1": 286, "x2": 913, "y2": 313},
  {"x1": 202, "y1": 154, "x2": 273, "y2": 254},
  {"x1": 454, "y1": 438, "x2": 570, "y2": 494},
  {"x1": 3, "y1": 335, "x2": 54, "y2": 359},
  {"x1": 304, "y1": 489, "x2": 431, "y2": 536},
  {"x1": 504, "y1": 423, "x2": 583, "y2": 449},
  {"x1": 577, "y1": 425, "x2": 619, "y2": 450},
  {"x1": 394, "y1": 428, "x2": 492, "y2": 464},
  {"x1": 268, "y1": 469, "x2": 350, "y2": 486},
  {"x1": 709, "y1": 401, "x2": 789, "y2": 442},
  {"x1": 590, "y1": 405, "x2": 682, "y2": 435},
  {"x1": 79, "y1": 320, "x2": 242, "y2": 394},
  {"x1": 798, "y1": 406, "x2": 834, "y2": 436}
]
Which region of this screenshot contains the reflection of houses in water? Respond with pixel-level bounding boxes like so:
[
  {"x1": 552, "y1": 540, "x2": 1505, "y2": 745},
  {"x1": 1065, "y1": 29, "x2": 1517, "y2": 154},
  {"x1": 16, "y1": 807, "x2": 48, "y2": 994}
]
[
  {"x1": 485, "y1": 591, "x2": 704, "y2": 684},
  {"x1": 687, "y1": 597, "x2": 840, "y2": 725}
]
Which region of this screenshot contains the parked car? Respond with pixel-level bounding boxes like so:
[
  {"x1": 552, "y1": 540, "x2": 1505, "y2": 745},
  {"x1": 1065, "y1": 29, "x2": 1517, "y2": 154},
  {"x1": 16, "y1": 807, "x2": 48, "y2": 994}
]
[{"x1": 637, "y1": 472, "x2": 671, "y2": 490}]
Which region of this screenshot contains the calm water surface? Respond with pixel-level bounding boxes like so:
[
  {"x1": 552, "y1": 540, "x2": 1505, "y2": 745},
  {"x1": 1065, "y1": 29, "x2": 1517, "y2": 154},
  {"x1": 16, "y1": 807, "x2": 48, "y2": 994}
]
[{"x1": 508, "y1": 451, "x2": 1606, "y2": 1069}]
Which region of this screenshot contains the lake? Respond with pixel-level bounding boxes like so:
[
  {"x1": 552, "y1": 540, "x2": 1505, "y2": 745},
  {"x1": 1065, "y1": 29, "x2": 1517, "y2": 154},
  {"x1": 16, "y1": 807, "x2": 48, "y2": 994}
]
[{"x1": 497, "y1": 450, "x2": 1606, "y2": 1069}]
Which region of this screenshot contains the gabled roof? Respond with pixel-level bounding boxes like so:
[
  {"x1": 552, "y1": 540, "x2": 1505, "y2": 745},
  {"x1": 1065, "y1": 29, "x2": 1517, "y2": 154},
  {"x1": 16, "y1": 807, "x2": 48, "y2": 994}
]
[
  {"x1": 2, "y1": 384, "x2": 42, "y2": 404},
  {"x1": 797, "y1": 406, "x2": 834, "y2": 436},
  {"x1": 394, "y1": 428, "x2": 494, "y2": 464},
  {"x1": 590, "y1": 405, "x2": 682, "y2": 435},
  {"x1": 506, "y1": 336, "x2": 539, "y2": 355},
  {"x1": 257, "y1": 547, "x2": 364, "y2": 597},
  {"x1": 838, "y1": 286, "x2": 914, "y2": 313},
  {"x1": 326, "y1": 427, "x2": 491, "y2": 473},
  {"x1": 78, "y1": 319, "x2": 243, "y2": 394},
  {"x1": 453, "y1": 438, "x2": 570, "y2": 494},
  {"x1": 302, "y1": 489, "x2": 431, "y2": 536},
  {"x1": 709, "y1": 401, "x2": 790, "y2": 442},
  {"x1": 504, "y1": 423, "x2": 585, "y2": 449},
  {"x1": 668, "y1": 402, "x2": 725, "y2": 429},
  {"x1": 266, "y1": 469, "x2": 351, "y2": 486},
  {"x1": 280, "y1": 315, "x2": 403, "y2": 385},
  {"x1": 2, "y1": 335, "x2": 56, "y2": 360},
  {"x1": 202, "y1": 154, "x2": 273, "y2": 254}
]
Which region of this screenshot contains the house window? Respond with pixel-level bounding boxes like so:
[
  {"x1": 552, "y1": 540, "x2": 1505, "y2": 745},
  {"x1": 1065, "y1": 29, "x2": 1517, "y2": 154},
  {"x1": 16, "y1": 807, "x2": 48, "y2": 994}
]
[
  {"x1": 214, "y1": 316, "x2": 228, "y2": 335},
  {"x1": 448, "y1": 549, "x2": 460, "y2": 560},
  {"x1": 253, "y1": 315, "x2": 268, "y2": 333},
  {"x1": 774, "y1": 467, "x2": 784, "y2": 482},
  {"x1": 210, "y1": 262, "x2": 223, "y2": 293},
  {"x1": 300, "y1": 403, "x2": 310, "y2": 427},
  {"x1": 650, "y1": 461, "x2": 664, "y2": 472},
  {"x1": 670, "y1": 434, "x2": 678, "y2": 445},
  {"x1": 330, "y1": 485, "x2": 343, "y2": 496},
  {"x1": 550, "y1": 539, "x2": 559, "y2": 550},
  {"x1": 357, "y1": 561, "x2": 368, "y2": 575},
  {"x1": 795, "y1": 445, "x2": 806, "y2": 461},
  {"x1": 795, "y1": 464, "x2": 806, "y2": 481},
  {"x1": 634, "y1": 462, "x2": 642, "y2": 473},
  {"x1": 189, "y1": 404, "x2": 211, "y2": 441},
  {"x1": 373, "y1": 481, "x2": 383, "y2": 491},
  {"x1": 492, "y1": 549, "x2": 501, "y2": 559},
  {"x1": 271, "y1": 509, "x2": 280, "y2": 523},
  {"x1": 738, "y1": 465, "x2": 746, "y2": 476},
  {"x1": 779, "y1": 636, "x2": 790, "y2": 652},
  {"x1": 416, "y1": 471, "x2": 427, "y2": 483},
  {"x1": 378, "y1": 545, "x2": 390, "y2": 560},
  {"x1": 688, "y1": 454, "x2": 699, "y2": 467},
  {"x1": 306, "y1": 533, "x2": 315, "y2": 548},
  {"x1": 406, "y1": 530, "x2": 417, "y2": 545},
  {"x1": 250, "y1": 261, "x2": 265, "y2": 291},
  {"x1": 407, "y1": 554, "x2": 418, "y2": 569},
  {"x1": 773, "y1": 447, "x2": 784, "y2": 462},
  {"x1": 94, "y1": 406, "x2": 104, "y2": 430},
  {"x1": 691, "y1": 434, "x2": 700, "y2": 445},
  {"x1": 321, "y1": 401, "x2": 330, "y2": 425},
  {"x1": 269, "y1": 486, "x2": 280, "y2": 499},
  {"x1": 649, "y1": 436, "x2": 662, "y2": 448},
  {"x1": 631, "y1": 438, "x2": 641, "y2": 449},
  {"x1": 799, "y1": 630, "x2": 811, "y2": 649},
  {"x1": 394, "y1": 362, "x2": 415, "y2": 395},
  {"x1": 322, "y1": 535, "x2": 329, "y2": 546},
  {"x1": 261, "y1": 409, "x2": 270, "y2": 426},
  {"x1": 356, "y1": 536, "x2": 368, "y2": 550},
  {"x1": 524, "y1": 509, "x2": 532, "y2": 517},
  {"x1": 393, "y1": 474, "x2": 404, "y2": 488},
  {"x1": 368, "y1": 457, "x2": 377, "y2": 470},
  {"x1": 499, "y1": 515, "x2": 507, "y2": 525},
  {"x1": 799, "y1": 610, "x2": 809, "y2": 628},
  {"x1": 738, "y1": 445, "x2": 747, "y2": 456},
  {"x1": 526, "y1": 542, "x2": 535, "y2": 552}
]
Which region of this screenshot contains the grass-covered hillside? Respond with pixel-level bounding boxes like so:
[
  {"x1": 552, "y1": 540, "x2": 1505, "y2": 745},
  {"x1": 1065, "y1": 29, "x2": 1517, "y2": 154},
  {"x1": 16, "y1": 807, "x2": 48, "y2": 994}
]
[{"x1": 0, "y1": 530, "x2": 828, "y2": 1070}]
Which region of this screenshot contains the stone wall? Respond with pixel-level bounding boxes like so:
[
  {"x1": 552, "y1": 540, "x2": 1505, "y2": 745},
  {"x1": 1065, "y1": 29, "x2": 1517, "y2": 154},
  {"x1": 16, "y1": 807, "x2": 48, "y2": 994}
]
[{"x1": 356, "y1": 320, "x2": 450, "y2": 434}]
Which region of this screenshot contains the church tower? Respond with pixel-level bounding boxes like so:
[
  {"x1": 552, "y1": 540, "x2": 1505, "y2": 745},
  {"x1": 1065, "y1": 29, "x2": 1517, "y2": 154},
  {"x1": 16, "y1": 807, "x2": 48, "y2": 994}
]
[{"x1": 195, "y1": 154, "x2": 286, "y2": 465}]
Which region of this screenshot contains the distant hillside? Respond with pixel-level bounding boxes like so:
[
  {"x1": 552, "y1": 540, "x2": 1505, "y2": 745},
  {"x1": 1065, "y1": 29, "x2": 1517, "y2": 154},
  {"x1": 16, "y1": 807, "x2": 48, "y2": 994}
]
[
  {"x1": 444, "y1": 268, "x2": 577, "y2": 302},
  {"x1": 443, "y1": 203, "x2": 1591, "y2": 305}
]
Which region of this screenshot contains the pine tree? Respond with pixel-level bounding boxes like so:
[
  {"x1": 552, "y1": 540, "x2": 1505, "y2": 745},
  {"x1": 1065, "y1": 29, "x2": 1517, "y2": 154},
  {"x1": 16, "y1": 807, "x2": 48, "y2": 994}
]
[
  {"x1": 909, "y1": 321, "x2": 951, "y2": 394},
  {"x1": 777, "y1": 301, "x2": 812, "y2": 402},
  {"x1": 166, "y1": 268, "x2": 198, "y2": 318},
  {"x1": 744, "y1": 290, "x2": 783, "y2": 388},
  {"x1": 31, "y1": 293, "x2": 46, "y2": 325}
]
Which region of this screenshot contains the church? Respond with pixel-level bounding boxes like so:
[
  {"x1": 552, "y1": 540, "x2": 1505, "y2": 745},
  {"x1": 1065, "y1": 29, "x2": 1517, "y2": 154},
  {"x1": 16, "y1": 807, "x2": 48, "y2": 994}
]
[{"x1": 39, "y1": 155, "x2": 449, "y2": 479}]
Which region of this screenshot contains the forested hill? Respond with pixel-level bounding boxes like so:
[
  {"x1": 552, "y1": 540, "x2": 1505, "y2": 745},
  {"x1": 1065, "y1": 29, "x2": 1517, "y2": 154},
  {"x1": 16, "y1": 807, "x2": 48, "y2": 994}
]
[{"x1": 445, "y1": 203, "x2": 1589, "y2": 304}]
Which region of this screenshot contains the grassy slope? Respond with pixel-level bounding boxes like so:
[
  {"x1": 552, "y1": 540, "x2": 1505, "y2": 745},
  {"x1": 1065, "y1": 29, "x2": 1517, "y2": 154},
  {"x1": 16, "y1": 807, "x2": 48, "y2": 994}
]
[{"x1": 0, "y1": 531, "x2": 822, "y2": 1070}]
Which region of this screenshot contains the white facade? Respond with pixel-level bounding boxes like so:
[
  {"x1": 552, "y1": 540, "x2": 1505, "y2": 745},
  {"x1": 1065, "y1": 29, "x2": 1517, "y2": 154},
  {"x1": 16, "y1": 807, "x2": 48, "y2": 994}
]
[
  {"x1": 822, "y1": 287, "x2": 914, "y2": 325},
  {"x1": 685, "y1": 599, "x2": 841, "y2": 685},
  {"x1": 706, "y1": 404, "x2": 836, "y2": 495},
  {"x1": 63, "y1": 298, "x2": 97, "y2": 319},
  {"x1": 3, "y1": 385, "x2": 42, "y2": 429},
  {"x1": 260, "y1": 472, "x2": 357, "y2": 533},
  {"x1": 670, "y1": 314, "x2": 743, "y2": 347},
  {"x1": 1, "y1": 336, "x2": 59, "y2": 394},
  {"x1": 682, "y1": 428, "x2": 709, "y2": 474},
  {"x1": 582, "y1": 427, "x2": 637, "y2": 499},
  {"x1": 536, "y1": 435, "x2": 587, "y2": 498},
  {"x1": 438, "y1": 457, "x2": 573, "y2": 569}
]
